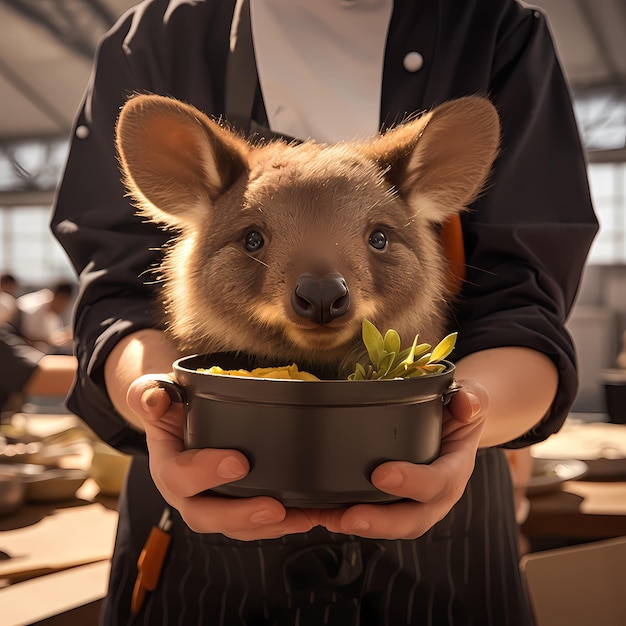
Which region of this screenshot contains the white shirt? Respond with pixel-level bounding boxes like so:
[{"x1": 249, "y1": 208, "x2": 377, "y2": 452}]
[
  {"x1": 16, "y1": 289, "x2": 63, "y2": 342},
  {"x1": 250, "y1": 0, "x2": 393, "y2": 143}
]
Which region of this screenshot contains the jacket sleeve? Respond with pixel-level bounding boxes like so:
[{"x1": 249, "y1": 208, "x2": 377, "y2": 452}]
[
  {"x1": 449, "y1": 6, "x2": 599, "y2": 447},
  {"x1": 52, "y1": 1, "x2": 233, "y2": 454},
  {"x1": 51, "y1": 22, "x2": 160, "y2": 453}
]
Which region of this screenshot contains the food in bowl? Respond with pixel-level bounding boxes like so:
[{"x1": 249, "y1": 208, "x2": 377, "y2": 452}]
[
  {"x1": 201, "y1": 363, "x2": 320, "y2": 381},
  {"x1": 202, "y1": 321, "x2": 457, "y2": 382}
]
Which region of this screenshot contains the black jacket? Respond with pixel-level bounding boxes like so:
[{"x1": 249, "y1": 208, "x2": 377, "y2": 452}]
[{"x1": 52, "y1": 0, "x2": 597, "y2": 454}]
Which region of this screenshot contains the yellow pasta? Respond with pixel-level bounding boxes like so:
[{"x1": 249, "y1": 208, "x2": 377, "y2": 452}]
[{"x1": 201, "y1": 364, "x2": 320, "y2": 381}]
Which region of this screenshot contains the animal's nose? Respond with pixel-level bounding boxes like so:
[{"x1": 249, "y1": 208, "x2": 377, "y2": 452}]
[{"x1": 291, "y1": 272, "x2": 350, "y2": 324}]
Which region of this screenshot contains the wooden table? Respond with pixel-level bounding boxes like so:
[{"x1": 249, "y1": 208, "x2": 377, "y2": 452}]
[
  {"x1": 0, "y1": 413, "x2": 121, "y2": 625},
  {"x1": 523, "y1": 478, "x2": 626, "y2": 540},
  {"x1": 523, "y1": 417, "x2": 626, "y2": 541},
  {"x1": 0, "y1": 478, "x2": 119, "y2": 625},
  {"x1": 2, "y1": 561, "x2": 111, "y2": 626}
]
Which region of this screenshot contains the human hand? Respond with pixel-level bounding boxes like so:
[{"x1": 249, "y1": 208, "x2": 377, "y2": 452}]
[
  {"x1": 319, "y1": 381, "x2": 488, "y2": 539},
  {"x1": 126, "y1": 375, "x2": 319, "y2": 540}
]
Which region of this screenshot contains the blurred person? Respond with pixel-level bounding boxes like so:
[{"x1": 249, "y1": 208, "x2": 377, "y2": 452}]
[
  {"x1": 0, "y1": 293, "x2": 17, "y2": 326},
  {"x1": 0, "y1": 273, "x2": 19, "y2": 326},
  {"x1": 0, "y1": 273, "x2": 19, "y2": 297},
  {"x1": 16, "y1": 279, "x2": 75, "y2": 353},
  {"x1": 0, "y1": 325, "x2": 77, "y2": 418},
  {"x1": 1, "y1": 275, "x2": 76, "y2": 415},
  {"x1": 51, "y1": 1, "x2": 598, "y2": 624}
]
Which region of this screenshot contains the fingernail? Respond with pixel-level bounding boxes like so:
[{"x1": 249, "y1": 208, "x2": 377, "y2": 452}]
[
  {"x1": 216, "y1": 456, "x2": 246, "y2": 479},
  {"x1": 466, "y1": 392, "x2": 481, "y2": 418},
  {"x1": 249, "y1": 509, "x2": 280, "y2": 525},
  {"x1": 375, "y1": 469, "x2": 403, "y2": 488},
  {"x1": 142, "y1": 388, "x2": 160, "y2": 409},
  {"x1": 347, "y1": 520, "x2": 370, "y2": 533}
]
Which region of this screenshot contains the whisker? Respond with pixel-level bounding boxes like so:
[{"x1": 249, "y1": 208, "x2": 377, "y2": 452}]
[{"x1": 245, "y1": 253, "x2": 269, "y2": 268}]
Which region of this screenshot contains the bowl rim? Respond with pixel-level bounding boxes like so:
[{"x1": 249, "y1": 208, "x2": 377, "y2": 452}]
[{"x1": 173, "y1": 353, "x2": 456, "y2": 384}]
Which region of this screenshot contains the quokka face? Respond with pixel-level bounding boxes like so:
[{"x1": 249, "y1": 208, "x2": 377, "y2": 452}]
[{"x1": 116, "y1": 94, "x2": 500, "y2": 368}]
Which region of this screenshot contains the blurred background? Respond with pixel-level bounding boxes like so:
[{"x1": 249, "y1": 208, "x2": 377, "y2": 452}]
[{"x1": 0, "y1": 0, "x2": 625, "y2": 413}]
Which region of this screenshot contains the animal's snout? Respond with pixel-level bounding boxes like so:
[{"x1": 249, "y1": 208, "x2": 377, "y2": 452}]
[{"x1": 291, "y1": 272, "x2": 350, "y2": 324}]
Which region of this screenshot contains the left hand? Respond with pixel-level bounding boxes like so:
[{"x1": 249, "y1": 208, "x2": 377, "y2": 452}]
[
  {"x1": 127, "y1": 375, "x2": 319, "y2": 540},
  {"x1": 319, "y1": 381, "x2": 488, "y2": 539}
]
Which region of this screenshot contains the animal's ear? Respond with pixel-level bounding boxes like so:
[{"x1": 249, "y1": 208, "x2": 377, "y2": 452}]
[
  {"x1": 368, "y1": 96, "x2": 501, "y2": 223},
  {"x1": 115, "y1": 94, "x2": 249, "y2": 228}
]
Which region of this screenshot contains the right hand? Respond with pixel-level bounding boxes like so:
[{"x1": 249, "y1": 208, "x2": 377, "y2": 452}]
[{"x1": 126, "y1": 375, "x2": 320, "y2": 540}]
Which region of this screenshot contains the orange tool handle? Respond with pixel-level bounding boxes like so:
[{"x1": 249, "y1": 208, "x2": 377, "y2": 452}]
[{"x1": 131, "y1": 525, "x2": 171, "y2": 615}]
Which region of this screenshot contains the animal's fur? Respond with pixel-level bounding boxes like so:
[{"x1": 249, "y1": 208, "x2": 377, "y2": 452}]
[{"x1": 116, "y1": 94, "x2": 500, "y2": 371}]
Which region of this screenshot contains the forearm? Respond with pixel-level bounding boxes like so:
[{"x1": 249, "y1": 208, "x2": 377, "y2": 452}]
[
  {"x1": 454, "y1": 347, "x2": 558, "y2": 448},
  {"x1": 104, "y1": 328, "x2": 181, "y2": 429}
]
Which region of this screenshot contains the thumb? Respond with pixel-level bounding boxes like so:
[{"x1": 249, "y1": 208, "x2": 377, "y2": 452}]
[
  {"x1": 449, "y1": 380, "x2": 489, "y2": 424},
  {"x1": 127, "y1": 374, "x2": 175, "y2": 423}
]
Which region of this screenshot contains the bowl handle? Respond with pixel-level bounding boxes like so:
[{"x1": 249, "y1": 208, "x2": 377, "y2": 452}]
[
  {"x1": 151, "y1": 375, "x2": 187, "y2": 404},
  {"x1": 442, "y1": 380, "x2": 461, "y2": 405}
]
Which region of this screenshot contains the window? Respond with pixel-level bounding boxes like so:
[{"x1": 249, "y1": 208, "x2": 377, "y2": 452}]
[
  {"x1": 1, "y1": 90, "x2": 625, "y2": 285},
  {"x1": 0, "y1": 138, "x2": 73, "y2": 287},
  {"x1": 0, "y1": 206, "x2": 73, "y2": 288},
  {"x1": 587, "y1": 163, "x2": 626, "y2": 264},
  {"x1": 0, "y1": 139, "x2": 67, "y2": 193}
]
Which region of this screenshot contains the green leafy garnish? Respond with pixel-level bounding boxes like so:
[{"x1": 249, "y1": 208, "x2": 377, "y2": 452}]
[{"x1": 344, "y1": 319, "x2": 457, "y2": 380}]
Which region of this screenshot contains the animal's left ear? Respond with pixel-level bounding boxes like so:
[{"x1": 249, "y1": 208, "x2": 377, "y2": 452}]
[{"x1": 368, "y1": 96, "x2": 501, "y2": 223}]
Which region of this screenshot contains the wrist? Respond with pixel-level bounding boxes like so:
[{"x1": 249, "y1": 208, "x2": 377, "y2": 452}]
[
  {"x1": 104, "y1": 329, "x2": 180, "y2": 428},
  {"x1": 454, "y1": 347, "x2": 558, "y2": 447}
]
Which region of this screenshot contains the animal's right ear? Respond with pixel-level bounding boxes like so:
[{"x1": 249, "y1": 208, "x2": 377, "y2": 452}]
[{"x1": 115, "y1": 94, "x2": 249, "y2": 228}]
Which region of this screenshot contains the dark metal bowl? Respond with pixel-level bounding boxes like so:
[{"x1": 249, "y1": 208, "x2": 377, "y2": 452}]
[{"x1": 159, "y1": 353, "x2": 457, "y2": 508}]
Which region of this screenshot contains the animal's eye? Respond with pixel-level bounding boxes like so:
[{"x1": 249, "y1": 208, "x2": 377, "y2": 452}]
[
  {"x1": 368, "y1": 230, "x2": 387, "y2": 250},
  {"x1": 244, "y1": 230, "x2": 265, "y2": 252}
]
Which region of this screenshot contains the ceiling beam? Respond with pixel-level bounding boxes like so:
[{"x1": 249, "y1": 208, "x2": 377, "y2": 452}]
[
  {"x1": 0, "y1": 190, "x2": 55, "y2": 208},
  {"x1": 4, "y1": 0, "x2": 92, "y2": 59},
  {"x1": 82, "y1": 0, "x2": 117, "y2": 26},
  {"x1": 574, "y1": 0, "x2": 625, "y2": 89},
  {"x1": 587, "y1": 147, "x2": 626, "y2": 164},
  {"x1": 0, "y1": 57, "x2": 71, "y2": 132},
  {"x1": 3, "y1": 0, "x2": 116, "y2": 61}
]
